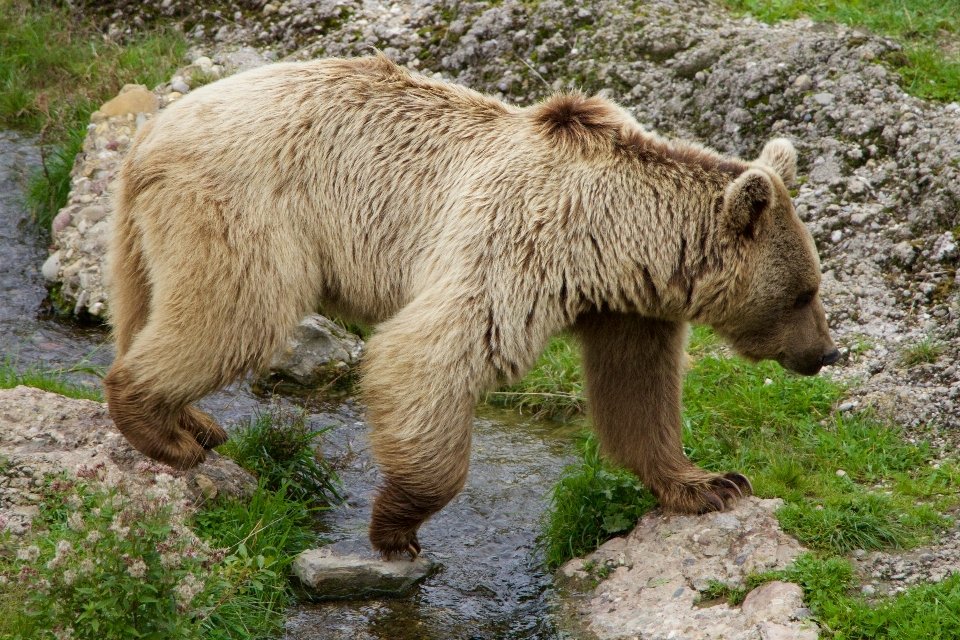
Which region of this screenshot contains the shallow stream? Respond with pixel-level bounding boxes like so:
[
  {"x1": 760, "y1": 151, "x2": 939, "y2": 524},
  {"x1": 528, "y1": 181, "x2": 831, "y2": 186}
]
[{"x1": 0, "y1": 130, "x2": 578, "y2": 639}]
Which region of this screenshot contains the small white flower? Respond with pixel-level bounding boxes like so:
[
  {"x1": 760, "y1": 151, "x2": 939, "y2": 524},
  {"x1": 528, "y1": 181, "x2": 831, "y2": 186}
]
[
  {"x1": 86, "y1": 530, "x2": 102, "y2": 545},
  {"x1": 68, "y1": 511, "x2": 85, "y2": 532},
  {"x1": 63, "y1": 570, "x2": 76, "y2": 586},
  {"x1": 127, "y1": 558, "x2": 148, "y2": 580},
  {"x1": 175, "y1": 572, "x2": 204, "y2": 610},
  {"x1": 53, "y1": 626, "x2": 74, "y2": 640},
  {"x1": 17, "y1": 545, "x2": 40, "y2": 564},
  {"x1": 160, "y1": 551, "x2": 182, "y2": 569},
  {"x1": 79, "y1": 559, "x2": 95, "y2": 575}
]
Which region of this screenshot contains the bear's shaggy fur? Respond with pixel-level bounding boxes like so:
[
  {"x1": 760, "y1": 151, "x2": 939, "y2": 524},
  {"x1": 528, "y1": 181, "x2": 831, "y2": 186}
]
[{"x1": 104, "y1": 55, "x2": 837, "y2": 558}]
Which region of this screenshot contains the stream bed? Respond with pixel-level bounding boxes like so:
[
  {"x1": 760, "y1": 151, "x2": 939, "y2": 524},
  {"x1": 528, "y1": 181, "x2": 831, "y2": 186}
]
[{"x1": 0, "y1": 130, "x2": 578, "y2": 639}]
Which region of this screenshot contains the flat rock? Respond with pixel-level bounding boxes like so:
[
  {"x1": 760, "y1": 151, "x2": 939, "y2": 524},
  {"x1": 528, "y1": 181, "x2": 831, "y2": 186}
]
[
  {"x1": 0, "y1": 386, "x2": 256, "y2": 533},
  {"x1": 293, "y1": 547, "x2": 435, "y2": 599},
  {"x1": 558, "y1": 497, "x2": 818, "y2": 639}
]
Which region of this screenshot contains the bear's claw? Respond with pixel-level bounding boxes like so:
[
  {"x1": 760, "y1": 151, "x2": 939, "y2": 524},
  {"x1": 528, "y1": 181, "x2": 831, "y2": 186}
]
[{"x1": 660, "y1": 471, "x2": 754, "y2": 514}]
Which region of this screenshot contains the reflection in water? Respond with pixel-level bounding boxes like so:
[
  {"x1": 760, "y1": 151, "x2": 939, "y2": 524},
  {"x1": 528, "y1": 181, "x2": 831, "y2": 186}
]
[{"x1": 0, "y1": 131, "x2": 578, "y2": 639}]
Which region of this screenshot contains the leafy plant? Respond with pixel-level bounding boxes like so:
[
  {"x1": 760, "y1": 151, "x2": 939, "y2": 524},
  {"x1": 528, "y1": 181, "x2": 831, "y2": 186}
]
[{"x1": 541, "y1": 433, "x2": 656, "y2": 568}]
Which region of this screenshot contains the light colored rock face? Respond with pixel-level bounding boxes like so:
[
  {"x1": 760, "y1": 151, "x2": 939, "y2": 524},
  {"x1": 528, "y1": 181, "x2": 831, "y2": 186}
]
[
  {"x1": 0, "y1": 386, "x2": 256, "y2": 534},
  {"x1": 267, "y1": 314, "x2": 364, "y2": 386},
  {"x1": 558, "y1": 498, "x2": 817, "y2": 640},
  {"x1": 293, "y1": 547, "x2": 435, "y2": 599},
  {"x1": 47, "y1": 60, "x2": 226, "y2": 318}
]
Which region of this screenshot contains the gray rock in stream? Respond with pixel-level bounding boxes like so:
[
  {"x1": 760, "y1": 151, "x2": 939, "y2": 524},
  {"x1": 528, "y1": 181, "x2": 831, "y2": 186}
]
[
  {"x1": 266, "y1": 314, "x2": 364, "y2": 386},
  {"x1": 293, "y1": 547, "x2": 436, "y2": 599}
]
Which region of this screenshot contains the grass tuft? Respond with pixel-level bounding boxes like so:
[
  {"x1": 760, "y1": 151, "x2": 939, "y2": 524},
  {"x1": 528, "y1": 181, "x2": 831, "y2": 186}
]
[
  {"x1": 192, "y1": 482, "x2": 319, "y2": 639},
  {"x1": 901, "y1": 337, "x2": 945, "y2": 366},
  {"x1": 25, "y1": 127, "x2": 85, "y2": 231},
  {"x1": 0, "y1": 353, "x2": 104, "y2": 401},
  {"x1": 217, "y1": 403, "x2": 343, "y2": 506}
]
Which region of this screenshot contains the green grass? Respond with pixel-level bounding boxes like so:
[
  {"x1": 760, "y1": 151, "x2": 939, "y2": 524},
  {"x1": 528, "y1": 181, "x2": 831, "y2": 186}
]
[
  {"x1": 534, "y1": 328, "x2": 959, "y2": 568},
  {"x1": 0, "y1": 0, "x2": 188, "y2": 229},
  {"x1": 0, "y1": 353, "x2": 104, "y2": 401},
  {"x1": 192, "y1": 483, "x2": 319, "y2": 639},
  {"x1": 486, "y1": 334, "x2": 585, "y2": 420},
  {"x1": 216, "y1": 404, "x2": 343, "y2": 507},
  {"x1": 721, "y1": 0, "x2": 960, "y2": 102},
  {"x1": 541, "y1": 433, "x2": 656, "y2": 568}
]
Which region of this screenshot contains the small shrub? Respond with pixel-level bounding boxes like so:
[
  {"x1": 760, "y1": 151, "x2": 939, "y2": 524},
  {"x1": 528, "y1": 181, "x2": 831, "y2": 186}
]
[
  {"x1": 217, "y1": 403, "x2": 342, "y2": 506},
  {"x1": 3, "y1": 463, "x2": 220, "y2": 639}
]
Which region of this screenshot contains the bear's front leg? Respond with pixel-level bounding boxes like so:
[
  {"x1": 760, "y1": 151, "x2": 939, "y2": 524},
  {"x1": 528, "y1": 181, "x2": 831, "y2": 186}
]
[
  {"x1": 574, "y1": 312, "x2": 752, "y2": 514},
  {"x1": 361, "y1": 287, "x2": 495, "y2": 559}
]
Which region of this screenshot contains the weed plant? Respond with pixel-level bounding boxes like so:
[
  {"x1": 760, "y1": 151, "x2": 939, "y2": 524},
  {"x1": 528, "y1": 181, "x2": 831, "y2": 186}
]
[
  {"x1": 217, "y1": 403, "x2": 343, "y2": 506},
  {"x1": 537, "y1": 328, "x2": 959, "y2": 568},
  {"x1": 0, "y1": 415, "x2": 329, "y2": 638},
  {"x1": 0, "y1": 1, "x2": 188, "y2": 229},
  {"x1": 541, "y1": 433, "x2": 656, "y2": 568},
  {"x1": 722, "y1": 0, "x2": 960, "y2": 102}
]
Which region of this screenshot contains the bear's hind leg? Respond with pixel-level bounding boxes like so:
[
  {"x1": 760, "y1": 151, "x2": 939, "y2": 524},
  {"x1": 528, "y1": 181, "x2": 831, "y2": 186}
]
[{"x1": 574, "y1": 312, "x2": 752, "y2": 514}]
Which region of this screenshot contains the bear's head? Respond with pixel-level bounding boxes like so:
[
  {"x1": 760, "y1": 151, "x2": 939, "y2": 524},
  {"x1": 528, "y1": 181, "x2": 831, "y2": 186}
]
[{"x1": 712, "y1": 139, "x2": 839, "y2": 376}]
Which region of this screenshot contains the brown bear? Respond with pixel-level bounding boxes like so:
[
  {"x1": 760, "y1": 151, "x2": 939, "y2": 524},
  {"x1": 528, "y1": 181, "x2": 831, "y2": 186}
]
[{"x1": 104, "y1": 54, "x2": 838, "y2": 559}]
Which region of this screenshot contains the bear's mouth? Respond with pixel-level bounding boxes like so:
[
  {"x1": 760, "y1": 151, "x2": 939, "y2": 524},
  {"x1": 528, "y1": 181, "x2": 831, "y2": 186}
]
[{"x1": 777, "y1": 353, "x2": 823, "y2": 377}]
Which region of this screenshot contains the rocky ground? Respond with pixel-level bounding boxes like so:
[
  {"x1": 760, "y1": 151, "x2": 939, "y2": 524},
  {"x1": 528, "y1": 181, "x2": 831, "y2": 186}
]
[
  {"x1": 0, "y1": 386, "x2": 256, "y2": 535},
  {"x1": 34, "y1": 0, "x2": 960, "y2": 635},
  {"x1": 557, "y1": 498, "x2": 817, "y2": 639}
]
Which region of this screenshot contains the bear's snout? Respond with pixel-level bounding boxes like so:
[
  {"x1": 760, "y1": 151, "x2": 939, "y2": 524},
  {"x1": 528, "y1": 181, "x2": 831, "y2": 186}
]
[{"x1": 821, "y1": 348, "x2": 841, "y2": 366}]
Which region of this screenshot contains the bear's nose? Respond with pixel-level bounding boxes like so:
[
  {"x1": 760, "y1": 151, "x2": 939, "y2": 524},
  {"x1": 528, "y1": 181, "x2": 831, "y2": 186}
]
[{"x1": 821, "y1": 348, "x2": 841, "y2": 366}]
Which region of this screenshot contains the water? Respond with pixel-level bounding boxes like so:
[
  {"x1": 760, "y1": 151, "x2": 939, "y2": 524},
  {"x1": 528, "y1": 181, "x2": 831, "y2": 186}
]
[{"x1": 0, "y1": 131, "x2": 579, "y2": 639}]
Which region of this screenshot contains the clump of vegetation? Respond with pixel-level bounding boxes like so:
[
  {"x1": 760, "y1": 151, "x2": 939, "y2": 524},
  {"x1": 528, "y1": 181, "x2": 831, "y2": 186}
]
[
  {"x1": 722, "y1": 0, "x2": 960, "y2": 102},
  {"x1": 486, "y1": 334, "x2": 585, "y2": 420},
  {"x1": 541, "y1": 433, "x2": 656, "y2": 568},
  {"x1": 901, "y1": 337, "x2": 945, "y2": 366},
  {"x1": 0, "y1": 397, "x2": 336, "y2": 638},
  {"x1": 217, "y1": 403, "x2": 343, "y2": 506},
  {"x1": 0, "y1": 0, "x2": 188, "y2": 229},
  {"x1": 535, "y1": 328, "x2": 959, "y2": 568}
]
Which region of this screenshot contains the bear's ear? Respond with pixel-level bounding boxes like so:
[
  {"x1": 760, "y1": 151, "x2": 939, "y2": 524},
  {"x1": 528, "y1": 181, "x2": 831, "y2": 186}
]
[
  {"x1": 722, "y1": 169, "x2": 774, "y2": 239},
  {"x1": 757, "y1": 138, "x2": 798, "y2": 187}
]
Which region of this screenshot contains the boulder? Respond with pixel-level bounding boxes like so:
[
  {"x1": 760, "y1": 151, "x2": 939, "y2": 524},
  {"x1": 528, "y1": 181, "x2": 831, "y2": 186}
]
[
  {"x1": 91, "y1": 85, "x2": 159, "y2": 120},
  {"x1": 267, "y1": 314, "x2": 364, "y2": 386},
  {"x1": 558, "y1": 497, "x2": 818, "y2": 639}
]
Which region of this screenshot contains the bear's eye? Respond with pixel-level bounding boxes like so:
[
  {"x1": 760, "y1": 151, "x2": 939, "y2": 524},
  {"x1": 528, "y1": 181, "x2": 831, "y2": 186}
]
[{"x1": 793, "y1": 292, "x2": 815, "y2": 309}]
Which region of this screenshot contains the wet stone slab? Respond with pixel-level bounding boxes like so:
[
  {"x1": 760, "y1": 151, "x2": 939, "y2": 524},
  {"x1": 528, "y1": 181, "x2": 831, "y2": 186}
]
[{"x1": 293, "y1": 545, "x2": 436, "y2": 600}]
